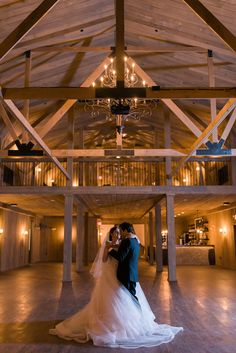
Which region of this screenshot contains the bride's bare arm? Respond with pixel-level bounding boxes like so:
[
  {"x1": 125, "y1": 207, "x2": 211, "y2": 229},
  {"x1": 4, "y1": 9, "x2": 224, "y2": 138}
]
[
  {"x1": 102, "y1": 243, "x2": 110, "y2": 262},
  {"x1": 102, "y1": 241, "x2": 119, "y2": 262}
]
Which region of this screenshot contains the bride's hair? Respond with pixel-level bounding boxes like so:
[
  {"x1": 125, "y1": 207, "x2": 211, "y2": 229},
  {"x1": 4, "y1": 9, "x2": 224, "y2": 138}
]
[{"x1": 109, "y1": 226, "x2": 119, "y2": 241}]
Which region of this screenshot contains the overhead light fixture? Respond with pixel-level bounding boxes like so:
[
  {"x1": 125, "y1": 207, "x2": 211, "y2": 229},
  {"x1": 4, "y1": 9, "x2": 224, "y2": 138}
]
[{"x1": 78, "y1": 56, "x2": 159, "y2": 137}]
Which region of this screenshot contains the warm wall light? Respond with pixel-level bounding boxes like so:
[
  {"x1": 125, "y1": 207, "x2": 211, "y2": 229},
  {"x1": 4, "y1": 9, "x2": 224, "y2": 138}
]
[
  {"x1": 22, "y1": 230, "x2": 28, "y2": 236},
  {"x1": 0, "y1": 228, "x2": 3, "y2": 234},
  {"x1": 219, "y1": 227, "x2": 227, "y2": 235}
]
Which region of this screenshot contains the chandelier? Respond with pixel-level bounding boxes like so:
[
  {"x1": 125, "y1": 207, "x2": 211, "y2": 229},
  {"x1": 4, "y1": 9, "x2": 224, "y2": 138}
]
[{"x1": 78, "y1": 56, "x2": 159, "y2": 127}]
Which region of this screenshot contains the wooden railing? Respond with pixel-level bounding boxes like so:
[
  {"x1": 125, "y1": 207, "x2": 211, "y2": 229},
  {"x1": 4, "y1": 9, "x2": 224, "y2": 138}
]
[{"x1": 0, "y1": 160, "x2": 232, "y2": 187}]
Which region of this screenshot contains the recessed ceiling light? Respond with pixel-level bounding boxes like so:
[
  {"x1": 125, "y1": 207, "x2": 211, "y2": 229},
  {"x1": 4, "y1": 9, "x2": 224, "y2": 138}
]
[
  {"x1": 10, "y1": 203, "x2": 17, "y2": 207},
  {"x1": 223, "y1": 202, "x2": 230, "y2": 206}
]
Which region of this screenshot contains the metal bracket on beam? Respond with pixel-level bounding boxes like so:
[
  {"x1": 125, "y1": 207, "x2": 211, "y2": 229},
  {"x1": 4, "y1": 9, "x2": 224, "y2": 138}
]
[{"x1": 196, "y1": 139, "x2": 231, "y2": 155}]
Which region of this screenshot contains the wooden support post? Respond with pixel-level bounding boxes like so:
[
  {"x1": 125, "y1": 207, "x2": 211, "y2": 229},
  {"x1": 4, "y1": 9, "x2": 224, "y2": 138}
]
[
  {"x1": 63, "y1": 194, "x2": 73, "y2": 282},
  {"x1": 84, "y1": 211, "x2": 89, "y2": 266},
  {"x1": 115, "y1": 0, "x2": 125, "y2": 88},
  {"x1": 76, "y1": 200, "x2": 85, "y2": 272},
  {"x1": 166, "y1": 194, "x2": 176, "y2": 282},
  {"x1": 78, "y1": 128, "x2": 84, "y2": 186},
  {"x1": 22, "y1": 50, "x2": 31, "y2": 143},
  {"x1": 164, "y1": 108, "x2": 172, "y2": 185},
  {"x1": 67, "y1": 106, "x2": 74, "y2": 186},
  {"x1": 144, "y1": 222, "x2": 149, "y2": 261},
  {"x1": 149, "y1": 211, "x2": 154, "y2": 265},
  {"x1": 155, "y1": 203, "x2": 163, "y2": 272},
  {"x1": 207, "y1": 50, "x2": 218, "y2": 142},
  {"x1": 231, "y1": 133, "x2": 236, "y2": 185}
]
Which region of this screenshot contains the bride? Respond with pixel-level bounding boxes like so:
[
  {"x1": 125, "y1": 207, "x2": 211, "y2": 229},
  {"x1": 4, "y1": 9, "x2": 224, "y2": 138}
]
[{"x1": 49, "y1": 225, "x2": 183, "y2": 348}]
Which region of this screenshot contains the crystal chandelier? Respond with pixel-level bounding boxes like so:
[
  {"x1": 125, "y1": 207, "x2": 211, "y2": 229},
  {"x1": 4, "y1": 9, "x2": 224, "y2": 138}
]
[{"x1": 78, "y1": 56, "x2": 159, "y2": 124}]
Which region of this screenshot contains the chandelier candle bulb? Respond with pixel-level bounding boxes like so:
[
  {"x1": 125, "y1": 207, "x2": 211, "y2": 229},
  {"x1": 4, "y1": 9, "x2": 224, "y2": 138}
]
[
  {"x1": 104, "y1": 65, "x2": 108, "y2": 76},
  {"x1": 132, "y1": 63, "x2": 135, "y2": 74}
]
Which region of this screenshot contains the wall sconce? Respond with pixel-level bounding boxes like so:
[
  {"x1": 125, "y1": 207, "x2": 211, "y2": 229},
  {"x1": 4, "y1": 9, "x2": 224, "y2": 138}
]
[
  {"x1": 219, "y1": 227, "x2": 227, "y2": 235},
  {"x1": 0, "y1": 228, "x2": 3, "y2": 234},
  {"x1": 22, "y1": 230, "x2": 28, "y2": 236}
]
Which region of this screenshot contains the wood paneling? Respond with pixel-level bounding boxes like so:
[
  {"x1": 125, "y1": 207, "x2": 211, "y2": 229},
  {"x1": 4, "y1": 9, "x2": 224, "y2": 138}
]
[{"x1": 0, "y1": 208, "x2": 31, "y2": 271}]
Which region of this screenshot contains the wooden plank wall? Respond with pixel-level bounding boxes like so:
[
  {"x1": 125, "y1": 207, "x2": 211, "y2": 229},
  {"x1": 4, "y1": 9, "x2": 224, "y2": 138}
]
[{"x1": 0, "y1": 208, "x2": 31, "y2": 271}]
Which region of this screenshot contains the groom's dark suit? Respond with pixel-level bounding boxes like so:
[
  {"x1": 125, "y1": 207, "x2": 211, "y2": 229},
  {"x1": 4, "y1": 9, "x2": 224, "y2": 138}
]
[{"x1": 109, "y1": 237, "x2": 140, "y2": 299}]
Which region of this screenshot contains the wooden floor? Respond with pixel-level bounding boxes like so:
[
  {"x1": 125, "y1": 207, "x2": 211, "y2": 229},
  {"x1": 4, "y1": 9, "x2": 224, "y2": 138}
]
[{"x1": 0, "y1": 261, "x2": 235, "y2": 353}]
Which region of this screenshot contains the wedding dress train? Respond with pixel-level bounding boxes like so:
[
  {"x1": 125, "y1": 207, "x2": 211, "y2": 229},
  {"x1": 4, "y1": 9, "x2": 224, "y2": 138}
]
[{"x1": 49, "y1": 257, "x2": 183, "y2": 348}]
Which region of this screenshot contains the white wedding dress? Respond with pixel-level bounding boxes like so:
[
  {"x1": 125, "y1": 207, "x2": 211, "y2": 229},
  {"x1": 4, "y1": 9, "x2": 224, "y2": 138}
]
[{"x1": 49, "y1": 254, "x2": 183, "y2": 348}]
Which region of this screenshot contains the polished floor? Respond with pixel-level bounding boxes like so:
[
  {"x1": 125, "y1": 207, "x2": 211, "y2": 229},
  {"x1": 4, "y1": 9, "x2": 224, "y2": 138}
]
[{"x1": 0, "y1": 261, "x2": 236, "y2": 353}]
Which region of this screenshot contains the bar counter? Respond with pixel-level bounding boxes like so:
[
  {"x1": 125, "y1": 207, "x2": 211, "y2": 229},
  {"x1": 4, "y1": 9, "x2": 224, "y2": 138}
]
[{"x1": 163, "y1": 245, "x2": 215, "y2": 265}]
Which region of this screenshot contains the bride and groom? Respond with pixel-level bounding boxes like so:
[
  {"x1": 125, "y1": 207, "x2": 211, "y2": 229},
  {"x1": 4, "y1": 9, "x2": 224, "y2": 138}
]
[{"x1": 49, "y1": 222, "x2": 183, "y2": 348}]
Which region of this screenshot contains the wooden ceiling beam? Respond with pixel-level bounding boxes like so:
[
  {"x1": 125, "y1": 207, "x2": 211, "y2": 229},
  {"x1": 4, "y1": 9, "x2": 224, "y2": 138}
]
[
  {"x1": 0, "y1": 102, "x2": 18, "y2": 141},
  {"x1": 0, "y1": 185, "x2": 236, "y2": 195},
  {"x1": 32, "y1": 45, "x2": 207, "y2": 53},
  {"x1": 33, "y1": 46, "x2": 113, "y2": 53},
  {"x1": 0, "y1": 94, "x2": 71, "y2": 180},
  {"x1": 115, "y1": 0, "x2": 125, "y2": 87},
  {"x1": 37, "y1": 56, "x2": 111, "y2": 138},
  {"x1": 0, "y1": 0, "x2": 61, "y2": 62},
  {"x1": 173, "y1": 98, "x2": 236, "y2": 175},
  {"x1": 221, "y1": 108, "x2": 236, "y2": 143},
  {"x1": 3, "y1": 87, "x2": 236, "y2": 100},
  {"x1": 0, "y1": 147, "x2": 233, "y2": 158},
  {"x1": 182, "y1": 0, "x2": 236, "y2": 54}
]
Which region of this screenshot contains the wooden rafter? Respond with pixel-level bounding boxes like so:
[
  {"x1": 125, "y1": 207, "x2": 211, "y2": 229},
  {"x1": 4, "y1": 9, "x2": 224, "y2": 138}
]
[
  {"x1": 182, "y1": 0, "x2": 236, "y2": 54},
  {"x1": 32, "y1": 45, "x2": 207, "y2": 53},
  {"x1": 37, "y1": 56, "x2": 111, "y2": 138},
  {"x1": 0, "y1": 95, "x2": 70, "y2": 179},
  {"x1": 207, "y1": 50, "x2": 218, "y2": 142},
  {"x1": 127, "y1": 57, "x2": 202, "y2": 137},
  {"x1": 115, "y1": 0, "x2": 125, "y2": 87},
  {"x1": 0, "y1": 102, "x2": 18, "y2": 141},
  {"x1": 3, "y1": 87, "x2": 236, "y2": 100},
  {"x1": 0, "y1": 147, "x2": 235, "y2": 158},
  {"x1": 172, "y1": 98, "x2": 236, "y2": 176},
  {"x1": 221, "y1": 108, "x2": 236, "y2": 143},
  {"x1": 0, "y1": 0, "x2": 61, "y2": 61},
  {"x1": 22, "y1": 50, "x2": 32, "y2": 142}
]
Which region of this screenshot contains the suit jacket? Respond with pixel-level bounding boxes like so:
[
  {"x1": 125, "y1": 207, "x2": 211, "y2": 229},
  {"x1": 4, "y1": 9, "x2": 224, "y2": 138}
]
[{"x1": 109, "y1": 237, "x2": 140, "y2": 283}]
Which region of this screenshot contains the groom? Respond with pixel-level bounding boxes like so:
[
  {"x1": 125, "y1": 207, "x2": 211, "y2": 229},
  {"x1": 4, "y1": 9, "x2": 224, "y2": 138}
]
[{"x1": 109, "y1": 222, "x2": 140, "y2": 300}]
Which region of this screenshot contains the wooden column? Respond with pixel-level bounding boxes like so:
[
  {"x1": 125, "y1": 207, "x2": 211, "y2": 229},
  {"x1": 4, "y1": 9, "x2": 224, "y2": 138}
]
[
  {"x1": 78, "y1": 128, "x2": 84, "y2": 186},
  {"x1": 62, "y1": 108, "x2": 74, "y2": 282},
  {"x1": 76, "y1": 200, "x2": 85, "y2": 272},
  {"x1": 83, "y1": 211, "x2": 89, "y2": 266},
  {"x1": 115, "y1": 0, "x2": 125, "y2": 88},
  {"x1": 67, "y1": 106, "x2": 74, "y2": 184},
  {"x1": 63, "y1": 194, "x2": 73, "y2": 282},
  {"x1": 164, "y1": 108, "x2": 172, "y2": 185},
  {"x1": 166, "y1": 194, "x2": 176, "y2": 282},
  {"x1": 231, "y1": 133, "x2": 236, "y2": 185},
  {"x1": 207, "y1": 50, "x2": 218, "y2": 142},
  {"x1": 149, "y1": 211, "x2": 154, "y2": 265},
  {"x1": 155, "y1": 203, "x2": 163, "y2": 272},
  {"x1": 144, "y1": 221, "x2": 149, "y2": 261},
  {"x1": 22, "y1": 50, "x2": 31, "y2": 143}
]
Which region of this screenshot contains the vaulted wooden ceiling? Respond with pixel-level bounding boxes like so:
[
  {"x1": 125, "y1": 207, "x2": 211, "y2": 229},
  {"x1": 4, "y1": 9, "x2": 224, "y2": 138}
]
[{"x1": 0, "y1": 0, "x2": 236, "y2": 219}]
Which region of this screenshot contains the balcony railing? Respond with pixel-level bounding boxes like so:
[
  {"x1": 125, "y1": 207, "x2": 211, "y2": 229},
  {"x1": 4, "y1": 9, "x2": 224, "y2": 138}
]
[{"x1": 0, "y1": 160, "x2": 232, "y2": 187}]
